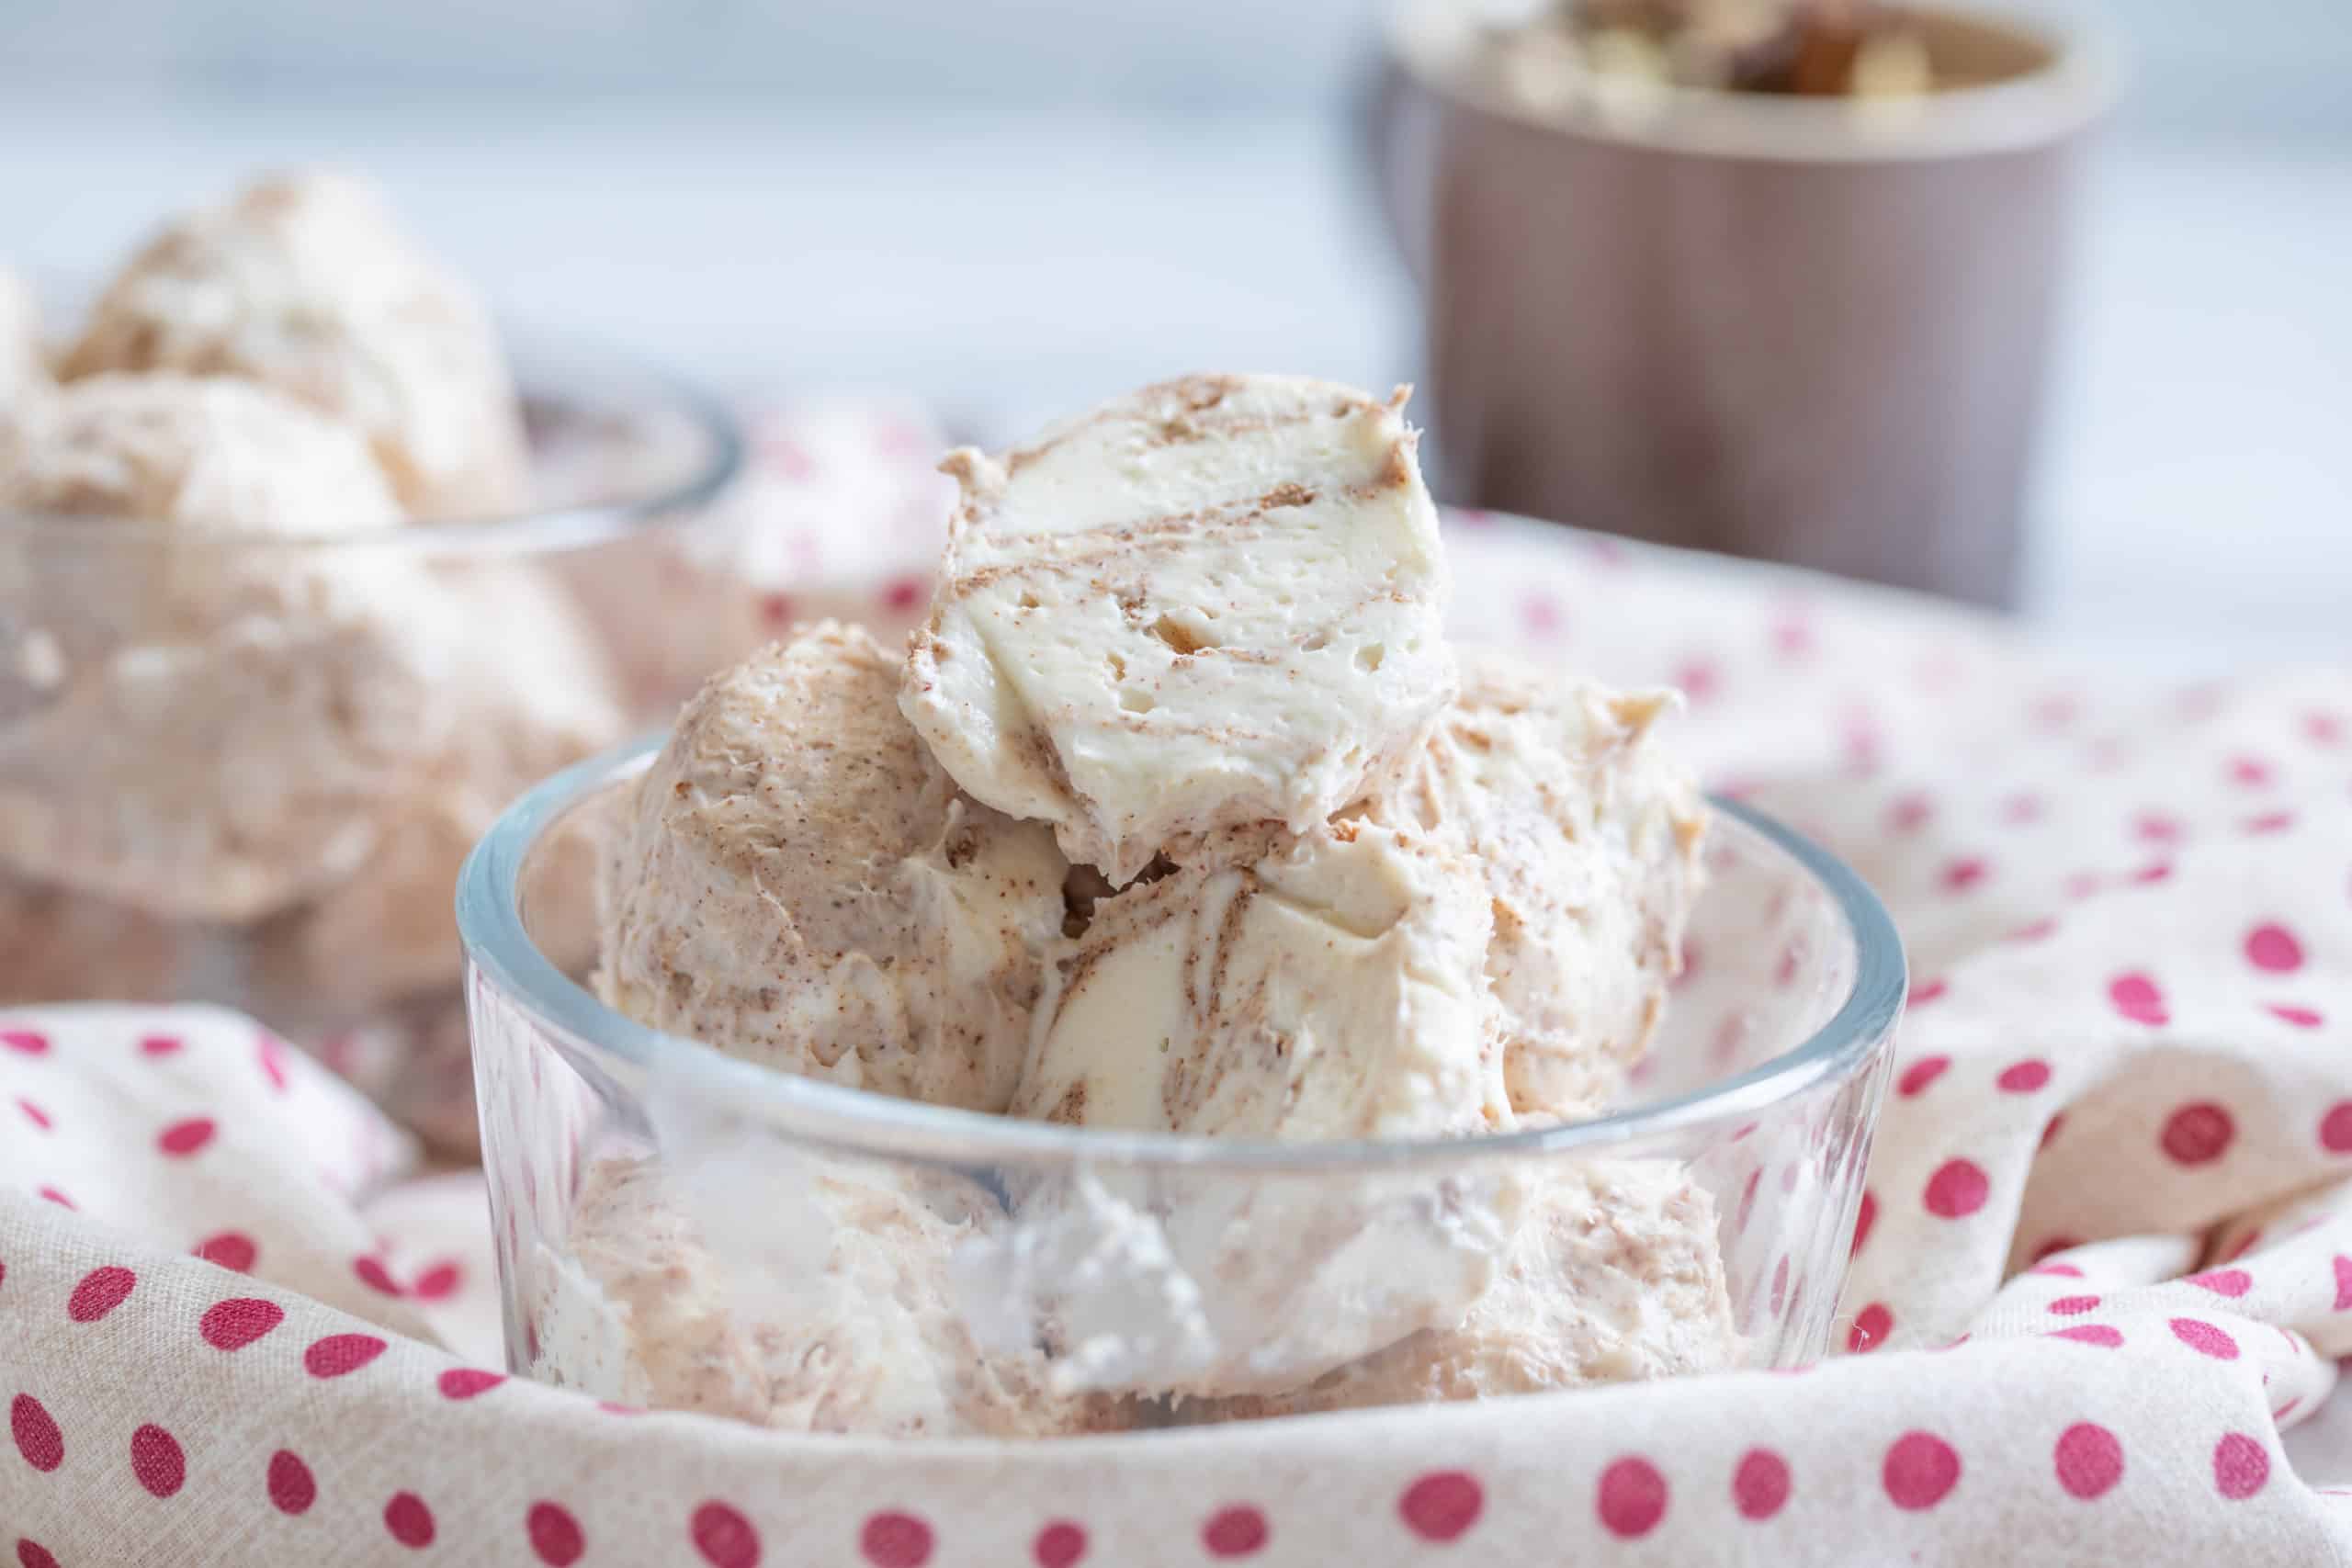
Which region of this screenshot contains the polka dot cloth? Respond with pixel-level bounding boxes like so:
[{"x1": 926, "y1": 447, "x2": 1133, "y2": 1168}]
[{"x1": 4, "y1": 505, "x2": 2351, "y2": 1565}]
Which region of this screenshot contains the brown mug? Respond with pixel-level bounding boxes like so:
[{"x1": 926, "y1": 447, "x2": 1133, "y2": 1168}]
[{"x1": 1368, "y1": 2, "x2": 2117, "y2": 607}]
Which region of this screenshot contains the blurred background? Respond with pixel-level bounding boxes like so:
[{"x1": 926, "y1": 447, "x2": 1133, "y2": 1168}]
[{"x1": 3, "y1": 0, "x2": 2345, "y2": 666}]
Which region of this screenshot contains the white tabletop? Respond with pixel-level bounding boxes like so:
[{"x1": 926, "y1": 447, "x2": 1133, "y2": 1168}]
[{"x1": 6, "y1": 97, "x2": 2346, "y2": 673}]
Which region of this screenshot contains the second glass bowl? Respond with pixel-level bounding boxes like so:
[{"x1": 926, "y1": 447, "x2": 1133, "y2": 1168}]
[{"x1": 458, "y1": 739, "x2": 1905, "y2": 1435}]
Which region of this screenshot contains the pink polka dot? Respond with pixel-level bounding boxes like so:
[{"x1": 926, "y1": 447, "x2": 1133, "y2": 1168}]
[
  {"x1": 2334, "y1": 1256, "x2": 2352, "y2": 1312},
  {"x1": 199, "y1": 1297, "x2": 283, "y2": 1352},
  {"x1": 2053, "y1": 1423, "x2": 2123, "y2": 1500},
  {"x1": 411, "y1": 1260, "x2": 463, "y2": 1301},
  {"x1": 2270, "y1": 1005, "x2": 2325, "y2": 1029},
  {"x1": 1939, "y1": 856, "x2": 1988, "y2": 893},
  {"x1": 1770, "y1": 611, "x2": 1815, "y2": 660},
  {"x1": 268, "y1": 1449, "x2": 315, "y2": 1515},
  {"x1": 2031, "y1": 692, "x2": 2080, "y2": 729},
  {"x1": 1851, "y1": 1190, "x2": 1878, "y2": 1258},
  {"x1": 15, "y1": 1099, "x2": 50, "y2": 1131},
  {"x1": 139, "y1": 1034, "x2": 183, "y2": 1058},
  {"x1": 1596, "y1": 1457, "x2": 1668, "y2": 1539},
  {"x1": 194, "y1": 1232, "x2": 257, "y2": 1273},
  {"x1": 1923, "y1": 1159, "x2": 1990, "y2": 1219},
  {"x1": 353, "y1": 1256, "x2": 404, "y2": 1297},
  {"x1": 1736, "y1": 1168, "x2": 1762, "y2": 1231},
  {"x1": 2041, "y1": 1117, "x2": 2068, "y2": 1151},
  {"x1": 2187, "y1": 1269, "x2": 2253, "y2": 1299},
  {"x1": 2162, "y1": 1102, "x2": 2235, "y2": 1165},
  {"x1": 303, "y1": 1333, "x2": 388, "y2": 1379},
  {"x1": 17, "y1": 1543, "x2": 58, "y2": 1568},
  {"x1": 757, "y1": 592, "x2": 796, "y2": 629},
  {"x1": 2132, "y1": 811, "x2": 2183, "y2": 845},
  {"x1": 1398, "y1": 1472, "x2": 1483, "y2": 1542},
  {"x1": 2000, "y1": 792, "x2": 2044, "y2": 824},
  {"x1": 437, "y1": 1368, "x2": 505, "y2": 1400},
  {"x1": 2051, "y1": 1325, "x2": 2125, "y2": 1348},
  {"x1": 861, "y1": 1512, "x2": 933, "y2": 1568},
  {"x1": 2169, "y1": 1318, "x2": 2239, "y2": 1359},
  {"x1": 2228, "y1": 755, "x2": 2274, "y2": 789},
  {"x1": 66, "y1": 1265, "x2": 135, "y2": 1323},
  {"x1": 157, "y1": 1116, "x2": 215, "y2": 1157},
  {"x1": 386, "y1": 1492, "x2": 436, "y2": 1549},
  {"x1": 1675, "y1": 660, "x2": 1721, "y2": 704},
  {"x1": 2246, "y1": 924, "x2": 2306, "y2": 974},
  {"x1": 2243, "y1": 810, "x2": 2296, "y2": 835},
  {"x1": 1886, "y1": 792, "x2": 1934, "y2": 833},
  {"x1": 130, "y1": 1423, "x2": 184, "y2": 1498},
  {"x1": 2307, "y1": 712, "x2": 2346, "y2": 746},
  {"x1": 2109, "y1": 973, "x2": 2169, "y2": 1026},
  {"x1": 11, "y1": 1394, "x2": 62, "y2": 1472},
  {"x1": 1770, "y1": 1254, "x2": 1791, "y2": 1314},
  {"x1": 1, "y1": 1030, "x2": 50, "y2": 1055},
  {"x1": 2035, "y1": 1262, "x2": 2085, "y2": 1278},
  {"x1": 1733, "y1": 1450, "x2": 1791, "y2": 1520},
  {"x1": 529, "y1": 1502, "x2": 586, "y2": 1566},
  {"x1": 1033, "y1": 1521, "x2": 1089, "y2": 1568},
  {"x1": 691, "y1": 1503, "x2": 762, "y2": 1568},
  {"x1": 2048, "y1": 1295, "x2": 2101, "y2": 1316},
  {"x1": 2010, "y1": 917, "x2": 2058, "y2": 943},
  {"x1": 1897, "y1": 1056, "x2": 1950, "y2": 1098},
  {"x1": 256, "y1": 1031, "x2": 290, "y2": 1093},
  {"x1": 882, "y1": 576, "x2": 925, "y2": 614},
  {"x1": 1202, "y1": 1506, "x2": 1269, "y2": 1557},
  {"x1": 2131, "y1": 860, "x2": 2173, "y2": 886},
  {"x1": 1882, "y1": 1432, "x2": 1962, "y2": 1511},
  {"x1": 1849, "y1": 1303, "x2": 1893, "y2": 1352},
  {"x1": 2213, "y1": 1434, "x2": 2269, "y2": 1500},
  {"x1": 35, "y1": 1188, "x2": 71, "y2": 1210},
  {"x1": 1998, "y1": 1060, "x2": 2052, "y2": 1093}
]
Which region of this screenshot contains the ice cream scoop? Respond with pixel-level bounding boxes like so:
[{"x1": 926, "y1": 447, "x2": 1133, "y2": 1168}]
[
  {"x1": 0, "y1": 373, "x2": 456, "y2": 920},
  {"x1": 596, "y1": 624, "x2": 1068, "y2": 1113},
  {"x1": 901, "y1": 374, "x2": 1455, "y2": 886},
  {"x1": 1196, "y1": 1157, "x2": 1737, "y2": 1419},
  {"x1": 540, "y1": 1153, "x2": 1130, "y2": 1438},
  {"x1": 1362, "y1": 649, "x2": 1707, "y2": 1116},
  {"x1": 62, "y1": 169, "x2": 529, "y2": 520}
]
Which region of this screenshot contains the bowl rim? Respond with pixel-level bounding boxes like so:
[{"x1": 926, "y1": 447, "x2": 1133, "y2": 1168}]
[
  {"x1": 459, "y1": 729, "x2": 1907, "y2": 1171},
  {"x1": 0, "y1": 320, "x2": 746, "y2": 557},
  {"x1": 1385, "y1": 0, "x2": 2121, "y2": 164}
]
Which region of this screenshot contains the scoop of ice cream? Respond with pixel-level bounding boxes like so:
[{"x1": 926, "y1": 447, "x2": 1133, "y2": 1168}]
[
  {"x1": 0, "y1": 374, "x2": 456, "y2": 920},
  {"x1": 259, "y1": 562, "x2": 624, "y2": 1013},
  {"x1": 1363, "y1": 650, "x2": 1707, "y2": 1116},
  {"x1": 1011, "y1": 820, "x2": 1510, "y2": 1141},
  {"x1": 62, "y1": 170, "x2": 529, "y2": 520},
  {"x1": 537, "y1": 1152, "x2": 1128, "y2": 1438},
  {"x1": 1197, "y1": 1158, "x2": 1737, "y2": 1419},
  {"x1": 998, "y1": 820, "x2": 1523, "y2": 1396},
  {"x1": 597, "y1": 624, "x2": 1067, "y2": 1113},
  {"x1": 901, "y1": 374, "x2": 1455, "y2": 886}
]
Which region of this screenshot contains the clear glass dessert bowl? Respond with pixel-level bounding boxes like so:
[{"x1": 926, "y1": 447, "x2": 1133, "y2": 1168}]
[
  {"x1": 458, "y1": 738, "x2": 1905, "y2": 1435},
  {"x1": 0, "y1": 330, "x2": 742, "y2": 1148}
]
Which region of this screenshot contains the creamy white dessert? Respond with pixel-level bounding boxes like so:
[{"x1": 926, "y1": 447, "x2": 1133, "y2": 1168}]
[
  {"x1": 901, "y1": 374, "x2": 1455, "y2": 886},
  {"x1": 539, "y1": 1154, "x2": 1128, "y2": 1438},
  {"x1": 597, "y1": 623, "x2": 1067, "y2": 1113},
  {"x1": 62, "y1": 170, "x2": 529, "y2": 520},
  {"x1": 0, "y1": 373, "x2": 455, "y2": 921},
  {"x1": 1202, "y1": 1158, "x2": 1735, "y2": 1419},
  {"x1": 1363, "y1": 650, "x2": 1706, "y2": 1117}
]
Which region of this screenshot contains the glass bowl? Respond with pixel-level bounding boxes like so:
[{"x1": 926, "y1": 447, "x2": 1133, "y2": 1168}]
[
  {"x1": 0, "y1": 330, "x2": 743, "y2": 1150},
  {"x1": 458, "y1": 738, "x2": 1905, "y2": 1435}
]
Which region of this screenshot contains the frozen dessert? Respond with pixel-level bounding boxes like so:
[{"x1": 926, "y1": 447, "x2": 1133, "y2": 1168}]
[
  {"x1": 569, "y1": 373, "x2": 1731, "y2": 1435},
  {"x1": 900, "y1": 375, "x2": 1455, "y2": 886},
  {"x1": 597, "y1": 623, "x2": 1067, "y2": 1114},
  {"x1": 538, "y1": 1153, "x2": 1128, "y2": 1437},
  {"x1": 0, "y1": 373, "x2": 455, "y2": 920},
  {"x1": 1012, "y1": 820, "x2": 1510, "y2": 1141},
  {"x1": 62, "y1": 170, "x2": 530, "y2": 520},
  {"x1": 1362, "y1": 651, "x2": 1706, "y2": 1117},
  {"x1": 1199, "y1": 1158, "x2": 1734, "y2": 1418}
]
